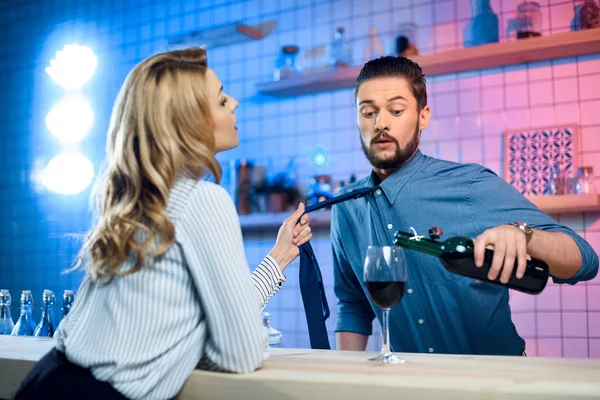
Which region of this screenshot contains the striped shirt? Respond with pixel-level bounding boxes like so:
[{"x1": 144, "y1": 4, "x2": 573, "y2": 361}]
[{"x1": 55, "y1": 173, "x2": 285, "y2": 399}]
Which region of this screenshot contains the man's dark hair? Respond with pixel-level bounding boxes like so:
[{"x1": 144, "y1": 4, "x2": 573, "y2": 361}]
[{"x1": 354, "y1": 56, "x2": 427, "y2": 112}]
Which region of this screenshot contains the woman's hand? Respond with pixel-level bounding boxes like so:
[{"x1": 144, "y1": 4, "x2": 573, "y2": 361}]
[{"x1": 268, "y1": 203, "x2": 312, "y2": 271}]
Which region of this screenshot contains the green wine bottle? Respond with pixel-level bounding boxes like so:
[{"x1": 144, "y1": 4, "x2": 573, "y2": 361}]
[{"x1": 394, "y1": 227, "x2": 549, "y2": 295}]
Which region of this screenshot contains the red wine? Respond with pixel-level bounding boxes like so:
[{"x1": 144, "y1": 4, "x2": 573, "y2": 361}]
[
  {"x1": 394, "y1": 230, "x2": 549, "y2": 295},
  {"x1": 365, "y1": 281, "x2": 406, "y2": 309}
]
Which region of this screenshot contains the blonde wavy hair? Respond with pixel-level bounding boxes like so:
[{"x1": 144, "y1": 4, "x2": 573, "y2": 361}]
[{"x1": 78, "y1": 47, "x2": 221, "y2": 284}]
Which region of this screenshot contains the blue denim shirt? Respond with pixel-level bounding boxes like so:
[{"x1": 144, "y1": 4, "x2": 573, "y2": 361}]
[{"x1": 332, "y1": 150, "x2": 599, "y2": 355}]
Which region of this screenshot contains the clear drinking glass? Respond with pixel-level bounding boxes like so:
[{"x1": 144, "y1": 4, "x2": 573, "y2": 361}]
[{"x1": 363, "y1": 246, "x2": 408, "y2": 364}]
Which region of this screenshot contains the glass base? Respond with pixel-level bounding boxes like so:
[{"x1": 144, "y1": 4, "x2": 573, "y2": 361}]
[{"x1": 368, "y1": 352, "x2": 405, "y2": 364}]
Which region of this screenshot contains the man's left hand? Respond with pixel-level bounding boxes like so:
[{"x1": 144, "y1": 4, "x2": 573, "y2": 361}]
[{"x1": 474, "y1": 225, "x2": 529, "y2": 283}]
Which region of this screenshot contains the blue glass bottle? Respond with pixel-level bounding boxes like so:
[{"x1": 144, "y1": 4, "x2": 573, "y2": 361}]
[
  {"x1": 34, "y1": 290, "x2": 58, "y2": 337},
  {"x1": 464, "y1": 0, "x2": 499, "y2": 47},
  {"x1": 0, "y1": 290, "x2": 14, "y2": 335},
  {"x1": 11, "y1": 290, "x2": 36, "y2": 336},
  {"x1": 53, "y1": 290, "x2": 74, "y2": 338}
]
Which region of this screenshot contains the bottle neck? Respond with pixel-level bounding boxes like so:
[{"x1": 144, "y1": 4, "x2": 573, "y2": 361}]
[
  {"x1": 41, "y1": 307, "x2": 55, "y2": 323},
  {"x1": 471, "y1": 0, "x2": 492, "y2": 14},
  {"x1": 394, "y1": 232, "x2": 474, "y2": 257},
  {"x1": 394, "y1": 232, "x2": 446, "y2": 257},
  {"x1": 0, "y1": 306, "x2": 11, "y2": 319},
  {"x1": 20, "y1": 305, "x2": 33, "y2": 316}
]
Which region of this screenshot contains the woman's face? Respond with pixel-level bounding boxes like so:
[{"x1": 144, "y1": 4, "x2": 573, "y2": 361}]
[{"x1": 205, "y1": 68, "x2": 239, "y2": 153}]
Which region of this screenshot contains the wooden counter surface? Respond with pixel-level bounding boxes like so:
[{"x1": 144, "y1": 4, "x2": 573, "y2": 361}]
[{"x1": 1, "y1": 336, "x2": 599, "y2": 399}]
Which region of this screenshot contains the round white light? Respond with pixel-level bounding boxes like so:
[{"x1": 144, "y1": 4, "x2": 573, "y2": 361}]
[
  {"x1": 313, "y1": 147, "x2": 328, "y2": 168},
  {"x1": 45, "y1": 96, "x2": 94, "y2": 143},
  {"x1": 45, "y1": 44, "x2": 97, "y2": 90},
  {"x1": 42, "y1": 153, "x2": 95, "y2": 195}
]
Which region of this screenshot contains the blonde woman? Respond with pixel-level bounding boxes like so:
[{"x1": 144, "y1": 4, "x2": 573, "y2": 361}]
[{"x1": 14, "y1": 48, "x2": 311, "y2": 400}]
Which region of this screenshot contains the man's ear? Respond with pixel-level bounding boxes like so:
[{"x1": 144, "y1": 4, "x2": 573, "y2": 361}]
[{"x1": 419, "y1": 105, "x2": 431, "y2": 132}]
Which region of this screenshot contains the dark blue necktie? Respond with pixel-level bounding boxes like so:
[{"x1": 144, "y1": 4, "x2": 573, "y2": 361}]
[{"x1": 298, "y1": 186, "x2": 381, "y2": 350}]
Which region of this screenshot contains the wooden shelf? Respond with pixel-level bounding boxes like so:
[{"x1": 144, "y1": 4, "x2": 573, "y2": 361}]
[
  {"x1": 526, "y1": 193, "x2": 600, "y2": 214},
  {"x1": 239, "y1": 193, "x2": 600, "y2": 230},
  {"x1": 168, "y1": 20, "x2": 276, "y2": 50},
  {"x1": 257, "y1": 28, "x2": 600, "y2": 97}
]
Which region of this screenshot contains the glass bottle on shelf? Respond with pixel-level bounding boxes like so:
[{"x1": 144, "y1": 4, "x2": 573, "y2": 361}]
[
  {"x1": 53, "y1": 290, "x2": 75, "y2": 337},
  {"x1": 576, "y1": 166, "x2": 596, "y2": 194},
  {"x1": 395, "y1": 23, "x2": 419, "y2": 56},
  {"x1": 330, "y1": 27, "x2": 352, "y2": 68},
  {"x1": 273, "y1": 45, "x2": 301, "y2": 81},
  {"x1": 545, "y1": 161, "x2": 568, "y2": 195},
  {"x1": 11, "y1": 290, "x2": 36, "y2": 336},
  {"x1": 0, "y1": 290, "x2": 14, "y2": 335},
  {"x1": 262, "y1": 312, "x2": 283, "y2": 348},
  {"x1": 34, "y1": 289, "x2": 58, "y2": 337},
  {"x1": 363, "y1": 27, "x2": 384, "y2": 63},
  {"x1": 464, "y1": 0, "x2": 499, "y2": 47},
  {"x1": 572, "y1": 0, "x2": 586, "y2": 30}
]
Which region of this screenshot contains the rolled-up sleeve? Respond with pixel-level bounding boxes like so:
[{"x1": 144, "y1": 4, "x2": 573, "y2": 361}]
[
  {"x1": 469, "y1": 168, "x2": 599, "y2": 285},
  {"x1": 331, "y1": 204, "x2": 375, "y2": 335}
]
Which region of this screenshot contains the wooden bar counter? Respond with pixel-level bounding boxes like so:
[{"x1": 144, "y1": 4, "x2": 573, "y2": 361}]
[{"x1": 1, "y1": 336, "x2": 599, "y2": 399}]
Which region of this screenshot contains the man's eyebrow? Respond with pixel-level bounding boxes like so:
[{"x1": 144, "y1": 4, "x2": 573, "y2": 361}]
[
  {"x1": 358, "y1": 96, "x2": 408, "y2": 106},
  {"x1": 388, "y1": 95, "x2": 407, "y2": 102}
]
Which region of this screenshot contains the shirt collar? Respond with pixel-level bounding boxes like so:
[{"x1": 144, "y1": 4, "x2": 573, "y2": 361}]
[{"x1": 366, "y1": 150, "x2": 425, "y2": 205}]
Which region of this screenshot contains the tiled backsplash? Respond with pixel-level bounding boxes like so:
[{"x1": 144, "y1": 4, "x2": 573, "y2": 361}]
[{"x1": 0, "y1": 0, "x2": 598, "y2": 357}]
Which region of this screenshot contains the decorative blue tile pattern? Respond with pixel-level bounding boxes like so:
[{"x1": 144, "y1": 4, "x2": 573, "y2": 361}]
[{"x1": 505, "y1": 126, "x2": 578, "y2": 196}]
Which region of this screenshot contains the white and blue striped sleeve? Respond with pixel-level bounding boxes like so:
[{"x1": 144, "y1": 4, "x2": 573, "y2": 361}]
[
  {"x1": 252, "y1": 255, "x2": 285, "y2": 309},
  {"x1": 177, "y1": 183, "x2": 268, "y2": 374}
]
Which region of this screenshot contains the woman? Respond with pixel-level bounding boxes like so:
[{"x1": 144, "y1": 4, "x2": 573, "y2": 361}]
[{"x1": 14, "y1": 47, "x2": 311, "y2": 400}]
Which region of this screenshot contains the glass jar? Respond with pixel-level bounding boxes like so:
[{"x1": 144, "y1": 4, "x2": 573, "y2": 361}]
[
  {"x1": 576, "y1": 166, "x2": 596, "y2": 194},
  {"x1": 273, "y1": 45, "x2": 301, "y2": 81},
  {"x1": 262, "y1": 312, "x2": 283, "y2": 348},
  {"x1": 579, "y1": 0, "x2": 600, "y2": 29},
  {"x1": 516, "y1": 1, "x2": 542, "y2": 38}
]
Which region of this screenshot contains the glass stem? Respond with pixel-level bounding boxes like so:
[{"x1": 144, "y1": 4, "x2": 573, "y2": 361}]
[{"x1": 381, "y1": 308, "x2": 391, "y2": 356}]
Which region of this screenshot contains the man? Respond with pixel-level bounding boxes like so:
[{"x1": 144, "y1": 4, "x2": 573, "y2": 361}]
[{"x1": 331, "y1": 56, "x2": 599, "y2": 356}]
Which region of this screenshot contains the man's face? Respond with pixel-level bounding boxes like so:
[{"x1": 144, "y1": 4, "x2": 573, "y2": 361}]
[{"x1": 356, "y1": 77, "x2": 430, "y2": 171}]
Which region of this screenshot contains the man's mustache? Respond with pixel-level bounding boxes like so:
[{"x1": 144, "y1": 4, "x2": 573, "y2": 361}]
[{"x1": 371, "y1": 133, "x2": 398, "y2": 146}]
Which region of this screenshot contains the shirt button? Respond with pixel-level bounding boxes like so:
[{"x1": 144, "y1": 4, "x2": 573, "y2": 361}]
[
  {"x1": 387, "y1": 223, "x2": 393, "y2": 230},
  {"x1": 418, "y1": 319, "x2": 424, "y2": 324},
  {"x1": 376, "y1": 189, "x2": 382, "y2": 195},
  {"x1": 429, "y1": 348, "x2": 435, "y2": 353},
  {"x1": 407, "y1": 288, "x2": 413, "y2": 294}
]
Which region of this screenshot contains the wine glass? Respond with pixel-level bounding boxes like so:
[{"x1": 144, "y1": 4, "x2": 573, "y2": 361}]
[{"x1": 363, "y1": 246, "x2": 408, "y2": 364}]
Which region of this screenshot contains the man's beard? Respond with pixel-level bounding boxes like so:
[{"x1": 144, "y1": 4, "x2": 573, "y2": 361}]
[{"x1": 360, "y1": 122, "x2": 420, "y2": 170}]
